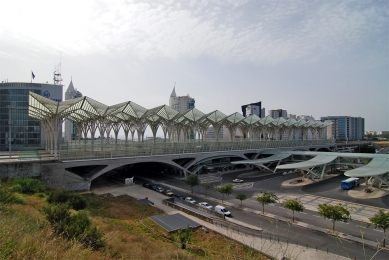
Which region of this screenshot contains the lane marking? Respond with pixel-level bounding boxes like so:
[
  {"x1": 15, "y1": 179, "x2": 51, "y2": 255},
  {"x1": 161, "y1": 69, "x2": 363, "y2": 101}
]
[
  {"x1": 312, "y1": 215, "x2": 321, "y2": 218},
  {"x1": 374, "y1": 229, "x2": 383, "y2": 232}
]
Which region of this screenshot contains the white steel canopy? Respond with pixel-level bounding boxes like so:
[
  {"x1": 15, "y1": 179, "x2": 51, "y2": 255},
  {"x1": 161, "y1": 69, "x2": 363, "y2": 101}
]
[{"x1": 28, "y1": 92, "x2": 334, "y2": 157}]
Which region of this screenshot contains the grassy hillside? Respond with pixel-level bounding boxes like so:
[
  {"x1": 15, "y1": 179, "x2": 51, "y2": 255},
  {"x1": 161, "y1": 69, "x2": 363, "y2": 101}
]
[{"x1": 0, "y1": 179, "x2": 271, "y2": 259}]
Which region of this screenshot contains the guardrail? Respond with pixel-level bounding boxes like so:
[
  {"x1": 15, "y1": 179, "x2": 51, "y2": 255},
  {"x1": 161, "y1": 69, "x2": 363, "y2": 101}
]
[{"x1": 59, "y1": 139, "x2": 335, "y2": 161}]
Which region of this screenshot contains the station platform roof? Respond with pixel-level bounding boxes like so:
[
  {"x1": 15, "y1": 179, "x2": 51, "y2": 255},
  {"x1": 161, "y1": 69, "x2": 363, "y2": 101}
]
[
  {"x1": 231, "y1": 153, "x2": 292, "y2": 166},
  {"x1": 276, "y1": 154, "x2": 338, "y2": 170},
  {"x1": 344, "y1": 157, "x2": 389, "y2": 177},
  {"x1": 235, "y1": 151, "x2": 389, "y2": 178}
]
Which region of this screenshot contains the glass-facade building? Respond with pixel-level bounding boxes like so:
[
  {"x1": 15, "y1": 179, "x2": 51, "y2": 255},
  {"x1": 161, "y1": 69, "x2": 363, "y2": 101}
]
[
  {"x1": 320, "y1": 116, "x2": 365, "y2": 141},
  {"x1": 0, "y1": 82, "x2": 63, "y2": 151}
]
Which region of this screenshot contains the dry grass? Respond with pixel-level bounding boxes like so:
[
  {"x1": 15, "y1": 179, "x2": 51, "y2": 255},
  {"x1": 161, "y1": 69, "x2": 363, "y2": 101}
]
[
  {"x1": 0, "y1": 191, "x2": 271, "y2": 259},
  {"x1": 375, "y1": 141, "x2": 389, "y2": 148}
]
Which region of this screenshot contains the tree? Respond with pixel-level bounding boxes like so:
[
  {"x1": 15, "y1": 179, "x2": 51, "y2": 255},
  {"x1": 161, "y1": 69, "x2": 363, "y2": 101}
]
[
  {"x1": 184, "y1": 174, "x2": 199, "y2": 194},
  {"x1": 317, "y1": 203, "x2": 351, "y2": 231},
  {"x1": 255, "y1": 191, "x2": 278, "y2": 214},
  {"x1": 202, "y1": 183, "x2": 210, "y2": 198},
  {"x1": 214, "y1": 183, "x2": 233, "y2": 202},
  {"x1": 176, "y1": 226, "x2": 192, "y2": 249},
  {"x1": 368, "y1": 209, "x2": 389, "y2": 247},
  {"x1": 236, "y1": 193, "x2": 247, "y2": 207},
  {"x1": 282, "y1": 199, "x2": 305, "y2": 222}
]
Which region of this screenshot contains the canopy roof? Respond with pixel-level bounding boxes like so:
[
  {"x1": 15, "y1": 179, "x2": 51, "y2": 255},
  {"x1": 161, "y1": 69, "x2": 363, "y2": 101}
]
[
  {"x1": 28, "y1": 92, "x2": 332, "y2": 131},
  {"x1": 345, "y1": 158, "x2": 389, "y2": 177},
  {"x1": 276, "y1": 154, "x2": 338, "y2": 169},
  {"x1": 231, "y1": 153, "x2": 292, "y2": 166},
  {"x1": 274, "y1": 151, "x2": 389, "y2": 177}
]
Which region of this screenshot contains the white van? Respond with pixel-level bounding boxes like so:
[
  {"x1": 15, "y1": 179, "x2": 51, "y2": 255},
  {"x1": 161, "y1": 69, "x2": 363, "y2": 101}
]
[{"x1": 215, "y1": 205, "x2": 231, "y2": 217}]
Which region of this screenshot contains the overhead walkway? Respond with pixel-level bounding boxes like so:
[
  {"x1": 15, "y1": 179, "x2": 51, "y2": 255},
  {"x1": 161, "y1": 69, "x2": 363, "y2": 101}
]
[
  {"x1": 276, "y1": 154, "x2": 338, "y2": 179},
  {"x1": 231, "y1": 153, "x2": 291, "y2": 172}
]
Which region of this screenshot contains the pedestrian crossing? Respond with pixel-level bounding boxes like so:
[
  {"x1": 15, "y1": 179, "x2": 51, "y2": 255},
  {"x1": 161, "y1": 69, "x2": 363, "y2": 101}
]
[{"x1": 233, "y1": 182, "x2": 254, "y2": 189}]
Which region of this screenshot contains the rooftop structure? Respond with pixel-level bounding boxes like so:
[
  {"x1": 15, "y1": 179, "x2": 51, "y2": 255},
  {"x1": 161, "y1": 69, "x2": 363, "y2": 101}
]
[{"x1": 29, "y1": 92, "x2": 333, "y2": 157}]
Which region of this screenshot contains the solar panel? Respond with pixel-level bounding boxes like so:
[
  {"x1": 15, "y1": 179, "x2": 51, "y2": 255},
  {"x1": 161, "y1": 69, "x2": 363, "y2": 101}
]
[{"x1": 149, "y1": 213, "x2": 200, "y2": 232}]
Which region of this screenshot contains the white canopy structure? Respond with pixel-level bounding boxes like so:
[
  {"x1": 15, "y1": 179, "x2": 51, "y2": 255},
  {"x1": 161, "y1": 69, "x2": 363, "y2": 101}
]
[
  {"x1": 29, "y1": 92, "x2": 331, "y2": 146},
  {"x1": 232, "y1": 153, "x2": 292, "y2": 172},
  {"x1": 277, "y1": 154, "x2": 338, "y2": 179}
]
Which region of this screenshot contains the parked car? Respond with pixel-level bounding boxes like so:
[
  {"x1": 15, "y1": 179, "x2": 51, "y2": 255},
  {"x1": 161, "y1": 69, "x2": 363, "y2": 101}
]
[
  {"x1": 151, "y1": 185, "x2": 158, "y2": 191},
  {"x1": 215, "y1": 205, "x2": 232, "y2": 217},
  {"x1": 174, "y1": 194, "x2": 185, "y2": 200},
  {"x1": 185, "y1": 197, "x2": 196, "y2": 204},
  {"x1": 198, "y1": 202, "x2": 213, "y2": 210},
  {"x1": 232, "y1": 179, "x2": 244, "y2": 183},
  {"x1": 142, "y1": 183, "x2": 151, "y2": 189},
  {"x1": 162, "y1": 189, "x2": 174, "y2": 196},
  {"x1": 155, "y1": 187, "x2": 164, "y2": 193}
]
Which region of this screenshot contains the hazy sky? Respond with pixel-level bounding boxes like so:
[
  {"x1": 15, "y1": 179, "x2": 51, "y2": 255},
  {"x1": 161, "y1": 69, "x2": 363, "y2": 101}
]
[{"x1": 1, "y1": 0, "x2": 388, "y2": 131}]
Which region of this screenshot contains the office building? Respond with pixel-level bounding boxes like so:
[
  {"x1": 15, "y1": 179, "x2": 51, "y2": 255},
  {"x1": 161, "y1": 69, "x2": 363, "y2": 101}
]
[
  {"x1": 64, "y1": 79, "x2": 82, "y2": 141},
  {"x1": 268, "y1": 109, "x2": 287, "y2": 119},
  {"x1": 0, "y1": 82, "x2": 63, "y2": 151},
  {"x1": 241, "y1": 102, "x2": 265, "y2": 118},
  {"x1": 320, "y1": 116, "x2": 365, "y2": 141}
]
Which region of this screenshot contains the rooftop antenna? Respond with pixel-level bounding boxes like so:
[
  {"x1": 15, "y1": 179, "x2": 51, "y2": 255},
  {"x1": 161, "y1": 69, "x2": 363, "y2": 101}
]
[{"x1": 53, "y1": 52, "x2": 63, "y2": 85}]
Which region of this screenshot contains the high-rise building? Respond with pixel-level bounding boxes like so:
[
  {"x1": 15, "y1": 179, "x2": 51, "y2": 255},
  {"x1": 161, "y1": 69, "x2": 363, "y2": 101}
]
[
  {"x1": 64, "y1": 79, "x2": 82, "y2": 141},
  {"x1": 0, "y1": 82, "x2": 63, "y2": 151},
  {"x1": 269, "y1": 109, "x2": 287, "y2": 119},
  {"x1": 320, "y1": 116, "x2": 365, "y2": 141},
  {"x1": 241, "y1": 102, "x2": 264, "y2": 118},
  {"x1": 169, "y1": 87, "x2": 195, "y2": 113}
]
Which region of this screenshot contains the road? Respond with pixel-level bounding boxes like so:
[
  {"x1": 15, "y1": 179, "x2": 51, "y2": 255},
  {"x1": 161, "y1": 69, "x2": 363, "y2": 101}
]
[{"x1": 92, "y1": 169, "x2": 389, "y2": 259}]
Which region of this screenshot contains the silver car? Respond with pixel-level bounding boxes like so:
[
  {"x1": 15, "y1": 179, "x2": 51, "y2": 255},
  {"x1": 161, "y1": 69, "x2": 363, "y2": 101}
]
[
  {"x1": 198, "y1": 202, "x2": 213, "y2": 210},
  {"x1": 185, "y1": 197, "x2": 196, "y2": 204}
]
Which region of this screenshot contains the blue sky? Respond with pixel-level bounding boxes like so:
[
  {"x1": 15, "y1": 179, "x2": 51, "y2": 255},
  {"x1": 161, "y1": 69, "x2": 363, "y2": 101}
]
[{"x1": 0, "y1": 0, "x2": 388, "y2": 131}]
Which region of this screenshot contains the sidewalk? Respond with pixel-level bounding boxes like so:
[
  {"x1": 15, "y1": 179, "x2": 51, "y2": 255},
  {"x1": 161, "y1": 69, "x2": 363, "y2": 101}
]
[{"x1": 93, "y1": 185, "x2": 349, "y2": 260}]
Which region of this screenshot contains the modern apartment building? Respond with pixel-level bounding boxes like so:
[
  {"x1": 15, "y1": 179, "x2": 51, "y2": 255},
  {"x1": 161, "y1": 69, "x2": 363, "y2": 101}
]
[{"x1": 320, "y1": 116, "x2": 365, "y2": 141}]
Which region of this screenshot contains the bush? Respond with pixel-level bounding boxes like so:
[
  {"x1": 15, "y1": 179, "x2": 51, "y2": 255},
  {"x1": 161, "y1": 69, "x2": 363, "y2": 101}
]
[
  {"x1": 43, "y1": 204, "x2": 70, "y2": 235},
  {"x1": 43, "y1": 204, "x2": 105, "y2": 250},
  {"x1": 0, "y1": 184, "x2": 26, "y2": 209},
  {"x1": 69, "y1": 194, "x2": 87, "y2": 210},
  {"x1": 13, "y1": 178, "x2": 45, "y2": 194},
  {"x1": 47, "y1": 190, "x2": 71, "y2": 204},
  {"x1": 47, "y1": 190, "x2": 87, "y2": 210}
]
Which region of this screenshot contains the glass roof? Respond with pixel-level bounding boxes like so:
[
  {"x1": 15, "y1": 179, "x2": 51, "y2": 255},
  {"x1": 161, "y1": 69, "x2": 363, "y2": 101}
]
[{"x1": 28, "y1": 92, "x2": 334, "y2": 133}]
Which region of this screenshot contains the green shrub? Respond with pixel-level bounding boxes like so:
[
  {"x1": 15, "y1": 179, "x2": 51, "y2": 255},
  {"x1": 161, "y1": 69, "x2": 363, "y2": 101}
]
[
  {"x1": 47, "y1": 190, "x2": 70, "y2": 204},
  {"x1": 13, "y1": 178, "x2": 45, "y2": 194},
  {"x1": 69, "y1": 194, "x2": 87, "y2": 210},
  {"x1": 79, "y1": 226, "x2": 106, "y2": 250},
  {"x1": 34, "y1": 192, "x2": 45, "y2": 198},
  {"x1": 9, "y1": 184, "x2": 22, "y2": 193},
  {"x1": 0, "y1": 184, "x2": 26, "y2": 209},
  {"x1": 42, "y1": 204, "x2": 105, "y2": 250},
  {"x1": 43, "y1": 203, "x2": 70, "y2": 235},
  {"x1": 47, "y1": 190, "x2": 87, "y2": 210}
]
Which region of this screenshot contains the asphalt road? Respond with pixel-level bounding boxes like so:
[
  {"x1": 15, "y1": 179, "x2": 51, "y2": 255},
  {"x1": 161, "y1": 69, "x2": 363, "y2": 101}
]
[{"x1": 92, "y1": 170, "x2": 389, "y2": 259}]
